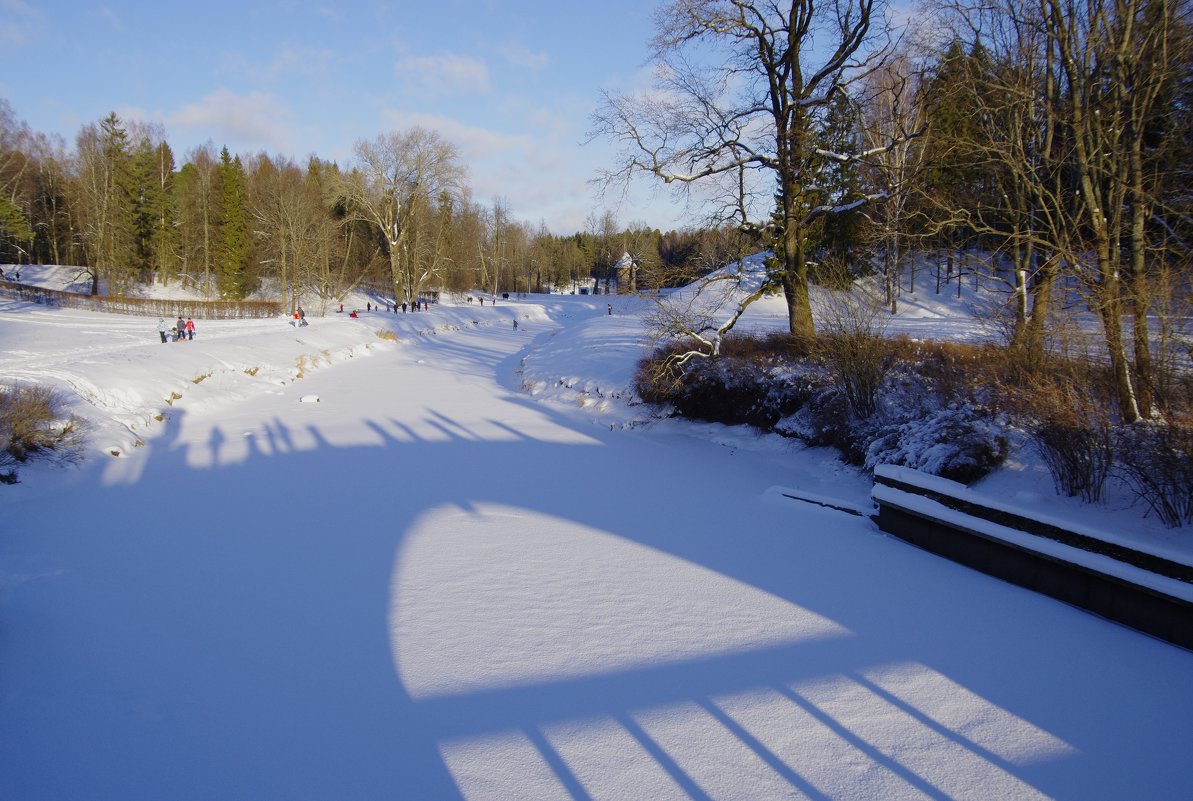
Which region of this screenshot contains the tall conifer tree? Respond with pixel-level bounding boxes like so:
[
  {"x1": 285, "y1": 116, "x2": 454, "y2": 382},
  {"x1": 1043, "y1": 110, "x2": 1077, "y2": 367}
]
[
  {"x1": 74, "y1": 112, "x2": 137, "y2": 293},
  {"x1": 215, "y1": 146, "x2": 251, "y2": 299}
]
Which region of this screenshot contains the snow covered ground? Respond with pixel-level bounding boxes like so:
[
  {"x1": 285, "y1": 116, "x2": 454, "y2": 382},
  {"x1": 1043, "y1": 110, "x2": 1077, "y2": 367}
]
[{"x1": 1, "y1": 268, "x2": 1191, "y2": 800}]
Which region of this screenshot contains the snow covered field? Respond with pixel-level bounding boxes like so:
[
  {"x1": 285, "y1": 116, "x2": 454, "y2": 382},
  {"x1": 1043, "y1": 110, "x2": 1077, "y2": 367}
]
[{"x1": 2, "y1": 269, "x2": 1192, "y2": 800}]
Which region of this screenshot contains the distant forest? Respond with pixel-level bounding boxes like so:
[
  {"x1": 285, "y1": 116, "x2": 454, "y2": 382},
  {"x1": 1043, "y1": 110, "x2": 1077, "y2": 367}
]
[
  {"x1": 0, "y1": 103, "x2": 745, "y2": 307},
  {"x1": 1, "y1": 0, "x2": 1191, "y2": 427}
]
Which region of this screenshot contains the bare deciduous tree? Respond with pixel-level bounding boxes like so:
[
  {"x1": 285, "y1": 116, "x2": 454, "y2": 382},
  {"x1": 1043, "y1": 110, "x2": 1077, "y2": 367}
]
[
  {"x1": 176, "y1": 143, "x2": 220, "y2": 297},
  {"x1": 593, "y1": 0, "x2": 906, "y2": 340},
  {"x1": 860, "y1": 51, "x2": 931, "y2": 313},
  {"x1": 934, "y1": 0, "x2": 1188, "y2": 419},
  {"x1": 337, "y1": 127, "x2": 464, "y2": 304},
  {"x1": 249, "y1": 154, "x2": 328, "y2": 313}
]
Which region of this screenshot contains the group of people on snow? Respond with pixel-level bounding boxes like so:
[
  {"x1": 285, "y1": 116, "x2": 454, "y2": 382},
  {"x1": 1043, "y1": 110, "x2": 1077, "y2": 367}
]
[
  {"x1": 335, "y1": 298, "x2": 432, "y2": 316},
  {"x1": 157, "y1": 316, "x2": 195, "y2": 343}
]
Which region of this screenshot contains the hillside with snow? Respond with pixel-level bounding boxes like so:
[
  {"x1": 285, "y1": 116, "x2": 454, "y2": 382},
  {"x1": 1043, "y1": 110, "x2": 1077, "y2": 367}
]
[{"x1": 1, "y1": 265, "x2": 1191, "y2": 801}]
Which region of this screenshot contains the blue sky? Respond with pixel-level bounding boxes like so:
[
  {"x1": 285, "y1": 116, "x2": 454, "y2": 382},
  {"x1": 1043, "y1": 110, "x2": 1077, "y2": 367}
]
[{"x1": 2, "y1": 0, "x2": 693, "y2": 233}]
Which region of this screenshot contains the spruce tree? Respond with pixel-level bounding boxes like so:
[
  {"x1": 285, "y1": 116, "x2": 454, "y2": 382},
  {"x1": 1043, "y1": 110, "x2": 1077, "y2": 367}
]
[
  {"x1": 215, "y1": 146, "x2": 251, "y2": 299},
  {"x1": 74, "y1": 113, "x2": 137, "y2": 293},
  {"x1": 816, "y1": 89, "x2": 865, "y2": 274},
  {"x1": 919, "y1": 41, "x2": 991, "y2": 246},
  {"x1": 0, "y1": 195, "x2": 33, "y2": 258},
  {"x1": 129, "y1": 137, "x2": 171, "y2": 283},
  {"x1": 149, "y1": 141, "x2": 179, "y2": 285}
]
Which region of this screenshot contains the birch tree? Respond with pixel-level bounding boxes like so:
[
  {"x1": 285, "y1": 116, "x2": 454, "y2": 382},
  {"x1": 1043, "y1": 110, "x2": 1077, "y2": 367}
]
[
  {"x1": 175, "y1": 144, "x2": 219, "y2": 296},
  {"x1": 250, "y1": 154, "x2": 327, "y2": 312},
  {"x1": 928, "y1": 0, "x2": 1189, "y2": 417},
  {"x1": 1045, "y1": 0, "x2": 1185, "y2": 421},
  {"x1": 860, "y1": 52, "x2": 930, "y2": 313}
]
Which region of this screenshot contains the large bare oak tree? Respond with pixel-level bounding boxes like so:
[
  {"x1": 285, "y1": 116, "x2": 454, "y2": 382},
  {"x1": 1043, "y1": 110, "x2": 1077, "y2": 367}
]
[
  {"x1": 592, "y1": 0, "x2": 902, "y2": 339},
  {"x1": 337, "y1": 127, "x2": 464, "y2": 305}
]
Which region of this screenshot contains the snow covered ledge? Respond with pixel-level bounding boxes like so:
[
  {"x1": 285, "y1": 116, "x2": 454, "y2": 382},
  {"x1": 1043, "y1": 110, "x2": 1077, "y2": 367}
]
[{"x1": 871, "y1": 465, "x2": 1193, "y2": 652}]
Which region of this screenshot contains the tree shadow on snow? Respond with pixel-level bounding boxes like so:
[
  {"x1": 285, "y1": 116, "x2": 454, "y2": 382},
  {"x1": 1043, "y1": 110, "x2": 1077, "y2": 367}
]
[{"x1": 2, "y1": 352, "x2": 1191, "y2": 801}]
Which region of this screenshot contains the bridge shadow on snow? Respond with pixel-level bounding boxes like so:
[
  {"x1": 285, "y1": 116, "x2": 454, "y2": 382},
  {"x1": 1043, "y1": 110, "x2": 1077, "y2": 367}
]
[{"x1": 6, "y1": 363, "x2": 1181, "y2": 801}]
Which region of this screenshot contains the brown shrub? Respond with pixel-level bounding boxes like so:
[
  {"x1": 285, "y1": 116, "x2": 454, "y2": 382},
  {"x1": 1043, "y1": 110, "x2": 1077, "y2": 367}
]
[
  {"x1": 1115, "y1": 418, "x2": 1193, "y2": 528},
  {"x1": 1002, "y1": 374, "x2": 1115, "y2": 503},
  {"x1": 0, "y1": 384, "x2": 89, "y2": 483}
]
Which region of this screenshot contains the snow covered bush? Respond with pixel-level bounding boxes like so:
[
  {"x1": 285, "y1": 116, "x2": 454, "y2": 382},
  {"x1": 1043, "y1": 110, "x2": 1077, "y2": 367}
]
[
  {"x1": 638, "y1": 350, "x2": 810, "y2": 428},
  {"x1": 865, "y1": 404, "x2": 1009, "y2": 484},
  {"x1": 636, "y1": 334, "x2": 817, "y2": 427},
  {"x1": 774, "y1": 386, "x2": 868, "y2": 463},
  {"x1": 639, "y1": 333, "x2": 1011, "y2": 481},
  {"x1": 1114, "y1": 421, "x2": 1193, "y2": 528},
  {"x1": 0, "y1": 384, "x2": 88, "y2": 483}
]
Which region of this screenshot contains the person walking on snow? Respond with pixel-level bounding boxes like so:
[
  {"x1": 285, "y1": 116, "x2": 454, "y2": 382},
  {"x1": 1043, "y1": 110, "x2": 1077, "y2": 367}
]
[
  {"x1": 186, "y1": 318, "x2": 196, "y2": 340},
  {"x1": 157, "y1": 318, "x2": 168, "y2": 344}
]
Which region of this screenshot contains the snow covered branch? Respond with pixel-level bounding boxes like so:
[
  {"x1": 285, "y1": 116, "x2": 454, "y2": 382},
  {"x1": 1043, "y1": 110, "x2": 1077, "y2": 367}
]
[{"x1": 801, "y1": 191, "x2": 889, "y2": 226}]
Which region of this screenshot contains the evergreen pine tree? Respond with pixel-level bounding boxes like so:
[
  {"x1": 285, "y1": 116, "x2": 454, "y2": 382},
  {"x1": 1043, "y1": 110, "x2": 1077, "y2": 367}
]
[
  {"x1": 75, "y1": 112, "x2": 137, "y2": 293},
  {"x1": 129, "y1": 138, "x2": 166, "y2": 282},
  {"x1": 0, "y1": 194, "x2": 34, "y2": 258},
  {"x1": 215, "y1": 146, "x2": 252, "y2": 299},
  {"x1": 920, "y1": 41, "x2": 992, "y2": 246},
  {"x1": 149, "y1": 141, "x2": 179, "y2": 285},
  {"x1": 816, "y1": 89, "x2": 866, "y2": 273}
]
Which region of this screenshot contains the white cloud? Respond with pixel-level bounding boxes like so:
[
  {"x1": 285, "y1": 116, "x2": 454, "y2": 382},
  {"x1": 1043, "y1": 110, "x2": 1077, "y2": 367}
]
[
  {"x1": 498, "y1": 43, "x2": 548, "y2": 71},
  {"x1": 164, "y1": 90, "x2": 297, "y2": 154},
  {"x1": 379, "y1": 109, "x2": 532, "y2": 162},
  {"x1": 0, "y1": 0, "x2": 40, "y2": 47},
  {"x1": 265, "y1": 45, "x2": 335, "y2": 82},
  {"x1": 374, "y1": 107, "x2": 657, "y2": 233},
  {"x1": 394, "y1": 52, "x2": 490, "y2": 95},
  {"x1": 96, "y1": 6, "x2": 123, "y2": 32}
]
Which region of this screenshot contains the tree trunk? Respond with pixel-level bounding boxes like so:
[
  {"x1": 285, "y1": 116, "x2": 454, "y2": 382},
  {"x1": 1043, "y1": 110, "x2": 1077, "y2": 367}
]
[
  {"x1": 1129, "y1": 272, "x2": 1154, "y2": 418},
  {"x1": 1014, "y1": 255, "x2": 1058, "y2": 364},
  {"x1": 1128, "y1": 115, "x2": 1154, "y2": 418},
  {"x1": 1098, "y1": 282, "x2": 1142, "y2": 422},
  {"x1": 781, "y1": 177, "x2": 815, "y2": 339},
  {"x1": 781, "y1": 257, "x2": 814, "y2": 340}
]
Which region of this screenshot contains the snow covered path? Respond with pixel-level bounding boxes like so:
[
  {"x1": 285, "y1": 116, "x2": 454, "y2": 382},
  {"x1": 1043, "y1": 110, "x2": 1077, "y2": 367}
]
[{"x1": 2, "y1": 303, "x2": 1193, "y2": 800}]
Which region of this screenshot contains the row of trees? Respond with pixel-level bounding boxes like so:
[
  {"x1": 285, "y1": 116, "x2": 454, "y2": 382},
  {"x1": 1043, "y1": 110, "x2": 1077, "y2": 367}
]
[
  {"x1": 0, "y1": 103, "x2": 741, "y2": 315},
  {"x1": 592, "y1": 0, "x2": 1192, "y2": 423}
]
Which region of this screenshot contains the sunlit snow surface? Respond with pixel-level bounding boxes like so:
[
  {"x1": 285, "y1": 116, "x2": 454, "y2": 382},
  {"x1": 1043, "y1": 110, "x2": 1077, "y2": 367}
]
[
  {"x1": 1, "y1": 265, "x2": 1191, "y2": 800},
  {"x1": 393, "y1": 504, "x2": 850, "y2": 699}
]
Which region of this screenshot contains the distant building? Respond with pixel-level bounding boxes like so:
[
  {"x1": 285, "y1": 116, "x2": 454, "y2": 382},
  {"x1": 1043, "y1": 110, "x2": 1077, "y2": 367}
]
[{"x1": 613, "y1": 252, "x2": 637, "y2": 294}]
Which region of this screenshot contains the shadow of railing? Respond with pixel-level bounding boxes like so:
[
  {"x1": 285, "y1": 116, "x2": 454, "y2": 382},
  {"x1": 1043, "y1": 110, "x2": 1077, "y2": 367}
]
[{"x1": 7, "y1": 328, "x2": 1188, "y2": 801}]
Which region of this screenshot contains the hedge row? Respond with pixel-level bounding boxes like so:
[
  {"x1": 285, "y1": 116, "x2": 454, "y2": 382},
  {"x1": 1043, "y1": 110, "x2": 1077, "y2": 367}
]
[{"x1": 0, "y1": 281, "x2": 282, "y2": 320}]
